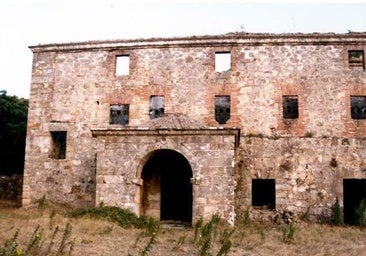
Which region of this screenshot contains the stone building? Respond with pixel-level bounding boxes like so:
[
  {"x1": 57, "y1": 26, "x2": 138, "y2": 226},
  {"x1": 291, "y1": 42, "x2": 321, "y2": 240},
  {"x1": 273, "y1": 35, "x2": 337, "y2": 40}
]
[{"x1": 23, "y1": 33, "x2": 366, "y2": 225}]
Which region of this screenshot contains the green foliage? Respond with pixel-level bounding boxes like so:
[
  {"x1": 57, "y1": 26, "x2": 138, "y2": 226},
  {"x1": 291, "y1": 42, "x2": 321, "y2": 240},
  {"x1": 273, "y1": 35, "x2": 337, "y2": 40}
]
[
  {"x1": 299, "y1": 208, "x2": 310, "y2": 222},
  {"x1": 140, "y1": 230, "x2": 158, "y2": 256},
  {"x1": 217, "y1": 239, "x2": 232, "y2": 256},
  {"x1": 0, "y1": 223, "x2": 74, "y2": 256},
  {"x1": 199, "y1": 235, "x2": 212, "y2": 256},
  {"x1": 24, "y1": 224, "x2": 43, "y2": 255},
  {"x1": 0, "y1": 229, "x2": 19, "y2": 256},
  {"x1": 56, "y1": 223, "x2": 73, "y2": 255},
  {"x1": 199, "y1": 214, "x2": 221, "y2": 256},
  {"x1": 220, "y1": 228, "x2": 235, "y2": 244},
  {"x1": 172, "y1": 235, "x2": 186, "y2": 251},
  {"x1": 70, "y1": 206, "x2": 158, "y2": 229},
  {"x1": 37, "y1": 195, "x2": 46, "y2": 210},
  {"x1": 281, "y1": 223, "x2": 296, "y2": 244},
  {"x1": 144, "y1": 217, "x2": 160, "y2": 237},
  {"x1": 45, "y1": 226, "x2": 59, "y2": 255},
  {"x1": 139, "y1": 216, "x2": 160, "y2": 256},
  {"x1": 331, "y1": 197, "x2": 343, "y2": 226},
  {"x1": 355, "y1": 198, "x2": 366, "y2": 226},
  {"x1": 49, "y1": 209, "x2": 57, "y2": 230},
  {"x1": 236, "y1": 207, "x2": 251, "y2": 228},
  {"x1": 217, "y1": 227, "x2": 234, "y2": 256},
  {"x1": 193, "y1": 217, "x2": 203, "y2": 243},
  {"x1": 0, "y1": 92, "x2": 28, "y2": 175}
]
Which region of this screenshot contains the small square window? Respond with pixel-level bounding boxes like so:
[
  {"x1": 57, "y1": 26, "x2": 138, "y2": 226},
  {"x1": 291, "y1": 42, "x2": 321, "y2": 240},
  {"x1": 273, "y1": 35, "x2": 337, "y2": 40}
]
[
  {"x1": 150, "y1": 96, "x2": 164, "y2": 119},
  {"x1": 351, "y1": 96, "x2": 366, "y2": 119},
  {"x1": 49, "y1": 131, "x2": 67, "y2": 159},
  {"x1": 215, "y1": 52, "x2": 231, "y2": 72},
  {"x1": 283, "y1": 96, "x2": 299, "y2": 119},
  {"x1": 348, "y1": 50, "x2": 364, "y2": 69},
  {"x1": 215, "y1": 95, "x2": 230, "y2": 124},
  {"x1": 252, "y1": 179, "x2": 275, "y2": 210},
  {"x1": 115, "y1": 55, "x2": 130, "y2": 76},
  {"x1": 110, "y1": 104, "x2": 129, "y2": 125}
]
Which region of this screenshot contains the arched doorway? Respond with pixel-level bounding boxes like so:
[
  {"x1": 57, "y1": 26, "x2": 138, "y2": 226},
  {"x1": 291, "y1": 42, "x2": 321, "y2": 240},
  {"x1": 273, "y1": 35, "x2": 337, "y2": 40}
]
[{"x1": 141, "y1": 149, "x2": 193, "y2": 223}]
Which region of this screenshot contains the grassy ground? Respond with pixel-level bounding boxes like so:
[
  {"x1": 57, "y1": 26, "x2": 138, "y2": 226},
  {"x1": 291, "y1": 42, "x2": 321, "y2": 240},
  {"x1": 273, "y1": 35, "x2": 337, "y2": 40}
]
[{"x1": 1, "y1": 201, "x2": 366, "y2": 256}]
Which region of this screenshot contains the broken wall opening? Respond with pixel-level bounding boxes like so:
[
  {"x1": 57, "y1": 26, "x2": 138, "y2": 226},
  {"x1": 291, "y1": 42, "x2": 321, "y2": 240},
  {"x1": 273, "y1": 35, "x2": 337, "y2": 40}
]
[
  {"x1": 350, "y1": 96, "x2": 366, "y2": 120},
  {"x1": 141, "y1": 149, "x2": 193, "y2": 223},
  {"x1": 149, "y1": 96, "x2": 165, "y2": 119},
  {"x1": 215, "y1": 95, "x2": 231, "y2": 124},
  {"x1": 283, "y1": 95, "x2": 299, "y2": 119},
  {"x1": 343, "y1": 179, "x2": 366, "y2": 225},
  {"x1": 49, "y1": 131, "x2": 67, "y2": 159},
  {"x1": 109, "y1": 104, "x2": 129, "y2": 125},
  {"x1": 252, "y1": 179, "x2": 276, "y2": 210}
]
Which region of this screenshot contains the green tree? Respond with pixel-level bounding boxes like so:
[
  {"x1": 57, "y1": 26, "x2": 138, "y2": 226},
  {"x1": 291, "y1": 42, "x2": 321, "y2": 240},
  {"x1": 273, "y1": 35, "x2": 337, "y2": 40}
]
[{"x1": 0, "y1": 90, "x2": 28, "y2": 175}]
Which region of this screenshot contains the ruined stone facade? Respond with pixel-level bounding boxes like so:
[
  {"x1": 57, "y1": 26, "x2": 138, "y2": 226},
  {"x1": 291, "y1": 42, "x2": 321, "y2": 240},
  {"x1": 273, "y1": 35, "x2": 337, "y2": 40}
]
[{"x1": 23, "y1": 33, "x2": 366, "y2": 224}]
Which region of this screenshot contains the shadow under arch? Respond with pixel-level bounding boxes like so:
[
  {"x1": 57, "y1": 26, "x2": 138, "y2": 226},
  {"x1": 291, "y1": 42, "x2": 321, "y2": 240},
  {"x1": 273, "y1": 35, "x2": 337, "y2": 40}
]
[{"x1": 140, "y1": 149, "x2": 193, "y2": 224}]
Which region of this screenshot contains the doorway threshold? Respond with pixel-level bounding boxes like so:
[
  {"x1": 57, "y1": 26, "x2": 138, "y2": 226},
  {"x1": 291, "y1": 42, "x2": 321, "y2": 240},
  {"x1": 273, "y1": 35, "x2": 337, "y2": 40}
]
[{"x1": 161, "y1": 220, "x2": 191, "y2": 229}]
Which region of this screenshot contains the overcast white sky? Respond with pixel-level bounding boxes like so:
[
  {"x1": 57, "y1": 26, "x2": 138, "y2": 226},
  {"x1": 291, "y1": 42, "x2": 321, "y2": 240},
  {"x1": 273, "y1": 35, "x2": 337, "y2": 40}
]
[{"x1": 0, "y1": 1, "x2": 366, "y2": 98}]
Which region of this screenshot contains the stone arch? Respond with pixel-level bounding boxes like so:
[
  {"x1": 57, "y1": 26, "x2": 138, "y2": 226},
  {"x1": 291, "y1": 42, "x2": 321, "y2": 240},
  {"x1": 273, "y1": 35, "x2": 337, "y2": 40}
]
[{"x1": 138, "y1": 149, "x2": 193, "y2": 224}]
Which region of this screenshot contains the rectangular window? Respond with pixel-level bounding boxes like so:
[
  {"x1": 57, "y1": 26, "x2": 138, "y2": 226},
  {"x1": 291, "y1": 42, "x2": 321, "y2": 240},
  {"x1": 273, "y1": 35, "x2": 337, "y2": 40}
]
[
  {"x1": 348, "y1": 50, "x2": 364, "y2": 69},
  {"x1": 351, "y1": 96, "x2": 366, "y2": 119},
  {"x1": 215, "y1": 95, "x2": 230, "y2": 124},
  {"x1": 283, "y1": 95, "x2": 299, "y2": 119},
  {"x1": 49, "y1": 131, "x2": 67, "y2": 159},
  {"x1": 215, "y1": 52, "x2": 231, "y2": 72},
  {"x1": 115, "y1": 55, "x2": 130, "y2": 76},
  {"x1": 110, "y1": 104, "x2": 129, "y2": 125},
  {"x1": 252, "y1": 179, "x2": 275, "y2": 210},
  {"x1": 149, "y1": 96, "x2": 164, "y2": 119}
]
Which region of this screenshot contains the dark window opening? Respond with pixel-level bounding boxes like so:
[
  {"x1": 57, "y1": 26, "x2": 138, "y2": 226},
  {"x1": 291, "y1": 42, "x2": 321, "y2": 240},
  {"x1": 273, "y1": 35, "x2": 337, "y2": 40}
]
[
  {"x1": 49, "y1": 131, "x2": 67, "y2": 159},
  {"x1": 252, "y1": 179, "x2": 275, "y2": 210},
  {"x1": 110, "y1": 104, "x2": 129, "y2": 125},
  {"x1": 351, "y1": 96, "x2": 366, "y2": 119},
  {"x1": 343, "y1": 179, "x2": 366, "y2": 225},
  {"x1": 348, "y1": 50, "x2": 365, "y2": 69},
  {"x1": 149, "y1": 96, "x2": 164, "y2": 119},
  {"x1": 283, "y1": 95, "x2": 299, "y2": 119},
  {"x1": 215, "y1": 95, "x2": 230, "y2": 124}
]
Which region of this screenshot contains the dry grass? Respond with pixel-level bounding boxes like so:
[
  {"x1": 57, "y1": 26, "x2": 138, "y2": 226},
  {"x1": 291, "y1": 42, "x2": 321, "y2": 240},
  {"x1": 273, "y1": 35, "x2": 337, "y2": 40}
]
[{"x1": 1, "y1": 203, "x2": 366, "y2": 256}]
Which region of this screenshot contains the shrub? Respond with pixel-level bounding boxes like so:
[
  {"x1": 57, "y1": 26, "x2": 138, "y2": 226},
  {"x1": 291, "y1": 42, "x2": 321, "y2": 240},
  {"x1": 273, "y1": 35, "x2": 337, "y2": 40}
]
[
  {"x1": 70, "y1": 206, "x2": 158, "y2": 229},
  {"x1": 282, "y1": 223, "x2": 296, "y2": 244},
  {"x1": 330, "y1": 197, "x2": 343, "y2": 226},
  {"x1": 0, "y1": 223, "x2": 74, "y2": 256},
  {"x1": 355, "y1": 198, "x2": 366, "y2": 226}
]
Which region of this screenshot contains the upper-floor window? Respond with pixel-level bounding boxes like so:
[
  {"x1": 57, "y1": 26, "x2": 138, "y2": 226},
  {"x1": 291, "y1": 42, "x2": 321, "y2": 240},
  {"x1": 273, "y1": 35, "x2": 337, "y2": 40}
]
[
  {"x1": 115, "y1": 55, "x2": 130, "y2": 76},
  {"x1": 351, "y1": 96, "x2": 366, "y2": 119},
  {"x1": 348, "y1": 50, "x2": 365, "y2": 70},
  {"x1": 150, "y1": 96, "x2": 164, "y2": 119},
  {"x1": 283, "y1": 95, "x2": 299, "y2": 119},
  {"x1": 110, "y1": 104, "x2": 129, "y2": 125},
  {"x1": 215, "y1": 52, "x2": 231, "y2": 72},
  {"x1": 49, "y1": 131, "x2": 67, "y2": 159},
  {"x1": 215, "y1": 95, "x2": 230, "y2": 124}
]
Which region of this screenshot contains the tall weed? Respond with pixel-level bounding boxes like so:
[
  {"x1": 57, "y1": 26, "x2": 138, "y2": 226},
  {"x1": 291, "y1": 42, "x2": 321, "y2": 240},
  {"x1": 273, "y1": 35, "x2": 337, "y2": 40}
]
[{"x1": 355, "y1": 198, "x2": 366, "y2": 226}]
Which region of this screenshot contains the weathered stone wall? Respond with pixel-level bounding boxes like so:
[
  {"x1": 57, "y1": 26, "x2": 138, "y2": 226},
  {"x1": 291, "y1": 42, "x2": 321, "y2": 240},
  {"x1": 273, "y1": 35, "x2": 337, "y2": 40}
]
[
  {"x1": 236, "y1": 136, "x2": 366, "y2": 220},
  {"x1": 23, "y1": 33, "x2": 366, "y2": 223},
  {"x1": 93, "y1": 129, "x2": 237, "y2": 224}
]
